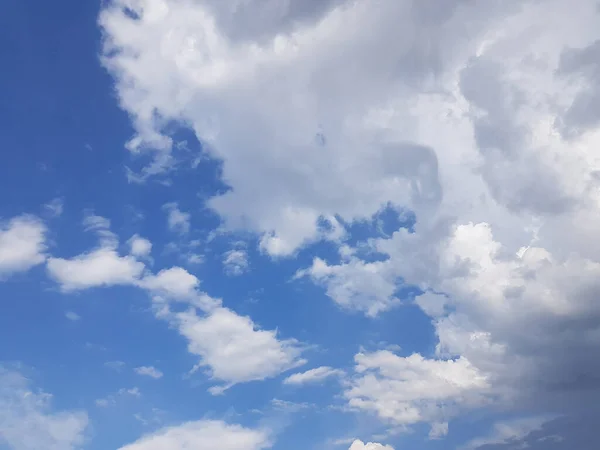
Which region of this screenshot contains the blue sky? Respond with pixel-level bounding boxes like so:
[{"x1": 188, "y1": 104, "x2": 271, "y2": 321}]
[{"x1": 1, "y1": 1, "x2": 600, "y2": 449}]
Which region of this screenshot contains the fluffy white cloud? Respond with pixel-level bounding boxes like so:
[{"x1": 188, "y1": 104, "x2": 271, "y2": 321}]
[
  {"x1": 0, "y1": 367, "x2": 88, "y2": 450},
  {"x1": 163, "y1": 202, "x2": 190, "y2": 234},
  {"x1": 118, "y1": 420, "x2": 271, "y2": 450},
  {"x1": 99, "y1": 0, "x2": 600, "y2": 438},
  {"x1": 128, "y1": 234, "x2": 153, "y2": 258},
  {"x1": 139, "y1": 267, "x2": 220, "y2": 310},
  {"x1": 295, "y1": 255, "x2": 400, "y2": 316},
  {"x1": 134, "y1": 366, "x2": 163, "y2": 379},
  {"x1": 283, "y1": 366, "x2": 343, "y2": 385},
  {"x1": 46, "y1": 214, "x2": 145, "y2": 291},
  {"x1": 171, "y1": 306, "x2": 305, "y2": 393},
  {"x1": 0, "y1": 215, "x2": 46, "y2": 277},
  {"x1": 47, "y1": 248, "x2": 145, "y2": 291},
  {"x1": 345, "y1": 351, "x2": 489, "y2": 430},
  {"x1": 98, "y1": 0, "x2": 455, "y2": 256},
  {"x1": 349, "y1": 440, "x2": 394, "y2": 450}
]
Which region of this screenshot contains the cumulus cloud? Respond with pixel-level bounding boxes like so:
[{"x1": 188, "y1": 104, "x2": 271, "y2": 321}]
[
  {"x1": 99, "y1": 0, "x2": 449, "y2": 256},
  {"x1": 295, "y1": 256, "x2": 400, "y2": 316},
  {"x1": 0, "y1": 367, "x2": 88, "y2": 450},
  {"x1": 171, "y1": 306, "x2": 305, "y2": 393},
  {"x1": 128, "y1": 234, "x2": 153, "y2": 258},
  {"x1": 47, "y1": 248, "x2": 145, "y2": 291},
  {"x1": 134, "y1": 366, "x2": 163, "y2": 379},
  {"x1": 283, "y1": 366, "x2": 343, "y2": 385},
  {"x1": 139, "y1": 267, "x2": 220, "y2": 310},
  {"x1": 0, "y1": 215, "x2": 46, "y2": 278},
  {"x1": 118, "y1": 419, "x2": 271, "y2": 450},
  {"x1": 46, "y1": 214, "x2": 145, "y2": 291},
  {"x1": 348, "y1": 440, "x2": 394, "y2": 450},
  {"x1": 345, "y1": 351, "x2": 489, "y2": 431},
  {"x1": 99, "y1": 0, "x2": 600, "y2": 440}
]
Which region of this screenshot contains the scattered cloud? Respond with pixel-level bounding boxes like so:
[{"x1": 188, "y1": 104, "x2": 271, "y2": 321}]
[
  {"x1": 348, "y1": 440, "x2": 394, "y2": 450},
  {"x1": 47, "y1": 215, "x2": 144, "y2": 291},
  {"x1": 163, "y1": 203, "x2": 190, "y2": 235},
  {"x1": 0, "y1": 215, "x2": 46, "y2": 278},
  {"x1": 47, "y1": 247, "x2": 145, "y2": 291},
  {"x1": 65, "y1": 311, "x2": 80, "y2": 322},
  {"x1": 128, "y1": 234, "x2": 153, "y2": 259},
  {"x1": 171, "y1": 306, "x2": 305, "y2": 393},
  {"x1": 0, "y1": 366, "x2": 88, "y2": 450},
  {"x1": 96, "y1": 386, "x2": 141, "y2": 408},
  {"x1": 345, "y1": 351, "x2": 489, "y2": 432},
  {"x1": 43, "y1": 198, "x2": 64, "y2": 218},
  {"x1": 283, "y1": 366, "x2": 343, "y2": 385},
  {"x1": 296, "y1": 256, "x2": 400, "y2": 317},
  {"x1": 139, "y1": 267, "x2": 220, "y2": 311},
  {"x1": 134, "y1": 366, "x2": 163, "y2": 379},
  {"x1": 222, "y1": 244, "x2": 249, "y2": 276},
  {"x1": 118, "y1": 420, "x2": 271, "y2": 450}
]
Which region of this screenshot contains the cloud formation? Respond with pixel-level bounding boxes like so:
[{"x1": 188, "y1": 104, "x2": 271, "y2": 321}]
[
  {"x1": 283, "y1": 366, "x2": 343, "y2": 385},
  {"x1": 118, "y1": 420, "x2": 271, "y2": 450},
  {"x1": 134, "y1": 366, "x2": 163, "y2": 379},
  {"x1": 173, "y1": 306, "x2": 305, "y2": 393},
  {"x1": 0, "y1": 215, "x2": 46, "y2": 278},
  {"x1": 97, "y1": 0, "x2": 600, "y2": 441},
  {"x1": 0, "y1": 367, "x2": 88, "y2": 450}
]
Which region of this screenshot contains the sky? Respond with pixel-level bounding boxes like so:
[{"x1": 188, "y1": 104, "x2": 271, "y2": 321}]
[{"x1": 1, "y1": 0, "x2": 600, "y2": 449}]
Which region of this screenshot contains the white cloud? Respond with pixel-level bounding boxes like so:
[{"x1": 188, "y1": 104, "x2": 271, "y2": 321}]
[
  {"x1": 296, "y1": 256, "x2": 400, "y2": 316},
  {"x1": 163, "y1": 202, "x2": 190, "y2": 234},
  {"x1": 171, "y1": 306, "x2": 305, "y2": 392},
  {"x1": 99, "y1": 0, "x2": 600, "y2": 438},
  {"x1": 121, "y1": 387, "x2": 141, "y2": 397},
  {"x1": 82, "y1": 213, "x2": 116, "y2": 246},
  {"x1": 0, "y1": 215, "x2": 46, "y2": 278},
  {"x1": 47, "y1": 214, "x2": 145, "y2": 291},
  {"x1": 118, "y1": 420, "x2": 271, "y2": 450},
  {"x1": 44, "y1": 198, "x2": 64, "y2": 218},
  {"x1": 283, "y1": 366, "x2": 343, "y2": 385},
  {"x1": 134, "y1": 366, "x2": 163, "y2": 379},
  {"x1": 222, "y1": 246, "x2": 249, "y2": 276},
  {"x1": 96, "y1": 386, "x2": 142, "y2": 408},
  {"x1": 65, "y1": 311, "x2": 80, "y2": 322},
  {"x1": 128, "y1": 234, "x2": 153, "y2": 258},
  {"x1": 0, "y1": 367, "x2": 88, "y2": 450},
  {"x1": 345, "y1": 350, "x2": 489, "y2": 429},
  {"x1": 98, "y1": 0, "x2": 450, "y2": 256},
  {"x1": 348, "y1": 440, "x2": 394, "y2": 450},
  {"x1": 139, "y1": 267, "x2": 220, "y2": 311},
  {"x1": 47, "y1": 248, "x2": 145, "y2": 291}
]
